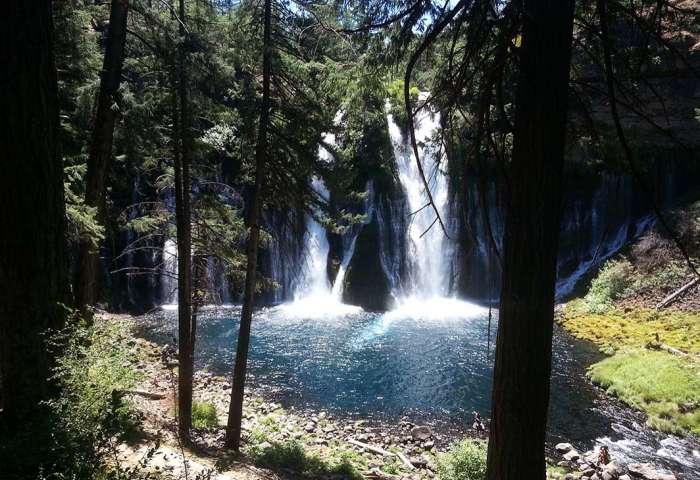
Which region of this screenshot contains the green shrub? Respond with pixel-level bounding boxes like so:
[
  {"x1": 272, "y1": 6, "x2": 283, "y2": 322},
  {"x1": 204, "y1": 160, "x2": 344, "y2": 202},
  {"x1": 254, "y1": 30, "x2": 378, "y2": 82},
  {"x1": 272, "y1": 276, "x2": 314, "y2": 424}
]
[
  {"x1": 437, "y1": 439, "x2": 487, "y2": 480},
  {"x1": 0, "y1": 316, "x2": 145, "y2": 479},
  {"x1": 584, "y1": 259, "x2": 634, "y2": 313},
  {"x1": 192, "y1": 401, "x2": 218, "y2": 428},
  {"x1": 251, "y1": 441, "x2": 361, "y2": 479}
]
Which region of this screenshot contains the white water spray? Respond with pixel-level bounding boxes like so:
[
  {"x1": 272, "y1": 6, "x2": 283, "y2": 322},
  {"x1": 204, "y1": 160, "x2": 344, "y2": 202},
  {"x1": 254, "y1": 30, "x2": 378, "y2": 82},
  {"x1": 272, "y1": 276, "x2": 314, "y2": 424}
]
[
  {"x1": 387, "y1": 95, "x2": 453, "y2": 300},
  {"x1": 161, "y1": 238, "x2": 178, "y2": 306}
]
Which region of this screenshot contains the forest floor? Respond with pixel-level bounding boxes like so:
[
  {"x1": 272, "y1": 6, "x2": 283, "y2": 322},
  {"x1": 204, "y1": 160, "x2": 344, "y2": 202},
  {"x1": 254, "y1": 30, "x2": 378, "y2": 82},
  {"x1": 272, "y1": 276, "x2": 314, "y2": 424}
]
[{"x1": 557, "y1": 200, "x2": 700, "y2": 438}]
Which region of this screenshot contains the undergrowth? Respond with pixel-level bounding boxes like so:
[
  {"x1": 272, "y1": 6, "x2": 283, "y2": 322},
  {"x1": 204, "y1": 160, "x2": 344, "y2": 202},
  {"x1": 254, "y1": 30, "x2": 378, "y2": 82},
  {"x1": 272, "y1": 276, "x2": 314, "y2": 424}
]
[
  {"x1": 0, "y1": 316, "x2": 148, "y2": 479},
  {"x1": 192, "y1": 401, "x2": 219, "y2": 428},
  {"x1": 436, "y1": 439, "x2": 487, "y2": 480},
  {"x1": 248, "y1": 440, "x2": 361, "y2": 479}
]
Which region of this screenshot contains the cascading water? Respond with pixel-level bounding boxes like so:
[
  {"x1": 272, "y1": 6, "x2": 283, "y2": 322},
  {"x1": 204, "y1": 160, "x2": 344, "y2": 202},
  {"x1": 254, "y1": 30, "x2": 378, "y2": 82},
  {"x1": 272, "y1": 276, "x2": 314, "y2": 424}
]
[
  {"x1": 278, "y1": 142, "x2": 361, "y2": 316},
  {"x1": 387, "y1": 97, "x2": 456, "y2": 301},
  {"x1": 161, "y1": 238, "x2": 178, "y2": 306},
  {"x1": 294, "y1": 177, "x2": 332, "y2": 300}
]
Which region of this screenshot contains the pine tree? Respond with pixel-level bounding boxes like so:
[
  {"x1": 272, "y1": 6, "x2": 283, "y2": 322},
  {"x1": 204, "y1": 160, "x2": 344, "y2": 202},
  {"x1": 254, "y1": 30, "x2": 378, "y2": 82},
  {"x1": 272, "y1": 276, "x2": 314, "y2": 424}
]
[
  {"x1": 0, "y1": 0, "x2": 68, "y2": 426},
  {"x1": 486, "y1": 0, "x2": 575, "y2": 477},
  {"x1": 75, "y1": 0, "x2": 130, "y2": 314},
  {"x1": 225, "y1": 0, "x2": 272, "y2": 450}
]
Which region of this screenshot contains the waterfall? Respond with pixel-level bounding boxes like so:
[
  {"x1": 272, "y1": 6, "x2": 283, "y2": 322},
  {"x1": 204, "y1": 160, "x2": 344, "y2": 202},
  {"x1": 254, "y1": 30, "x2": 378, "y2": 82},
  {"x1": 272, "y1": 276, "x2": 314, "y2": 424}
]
[
  {"x1": 294, "y1": 177, "x2": 332, "y2": 299},
  {"x1": 161, "y1": 238, "x2": 178, "y2": 306},
  {"x1": 387, "y1": 97, "x2": 453, "y2": 299}
]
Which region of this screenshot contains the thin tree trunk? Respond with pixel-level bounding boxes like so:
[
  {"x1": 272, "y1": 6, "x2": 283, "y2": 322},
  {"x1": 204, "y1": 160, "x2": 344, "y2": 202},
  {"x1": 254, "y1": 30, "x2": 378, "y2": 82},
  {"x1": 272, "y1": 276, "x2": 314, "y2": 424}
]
[
  {"x1": 225, "y1": 0, "x2": 272, "y2": 450},
  {"x1": 0, "y1": 0, "x2": 68, "y2": 426},
  {"x1": 485, "y1": 0, "x2": 575, "y2": 478},
  {"x1": 75, "y1": 0, "x2": 130, "y2": 314},
  {"x1": 173, "y1": 0, "x2": 195, "y2": 439}
]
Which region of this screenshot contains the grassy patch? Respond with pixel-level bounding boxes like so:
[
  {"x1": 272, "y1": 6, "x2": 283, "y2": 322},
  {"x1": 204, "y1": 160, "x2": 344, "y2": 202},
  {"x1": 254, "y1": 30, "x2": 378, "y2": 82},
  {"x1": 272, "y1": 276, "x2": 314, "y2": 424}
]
[
  {"x1": 559, "y1": 300, "x2": 700, "y2": 354},
  {"x1": 588, "y1": 350, "x2": 700, "y2": 436},
  {"x1": 546, "y1": 465, "x2": 569, "y2": 479},
  {"x1": 249, "y1": 440, "x2": 362, "y2": 479},
  {"x1": 436, "y1": 439, "x2": 487, "y2": 480},
  {"x1": 192, "y1": 401, "x2": 219, "y2": 428}
]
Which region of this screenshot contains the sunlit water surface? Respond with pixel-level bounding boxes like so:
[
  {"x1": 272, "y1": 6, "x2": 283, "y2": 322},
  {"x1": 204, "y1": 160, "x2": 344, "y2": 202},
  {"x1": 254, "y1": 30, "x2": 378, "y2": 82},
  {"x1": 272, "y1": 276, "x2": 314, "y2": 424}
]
[{"x1": 141, "y1": 299, "x2": 700, "y2": 478}]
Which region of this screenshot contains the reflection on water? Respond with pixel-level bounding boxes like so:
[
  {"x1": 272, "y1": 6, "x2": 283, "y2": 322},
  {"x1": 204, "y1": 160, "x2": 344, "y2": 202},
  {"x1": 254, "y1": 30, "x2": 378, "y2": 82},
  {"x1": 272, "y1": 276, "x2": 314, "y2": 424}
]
[{"x1": 141, "y1": 301, "x2": 699, "y2": 478}]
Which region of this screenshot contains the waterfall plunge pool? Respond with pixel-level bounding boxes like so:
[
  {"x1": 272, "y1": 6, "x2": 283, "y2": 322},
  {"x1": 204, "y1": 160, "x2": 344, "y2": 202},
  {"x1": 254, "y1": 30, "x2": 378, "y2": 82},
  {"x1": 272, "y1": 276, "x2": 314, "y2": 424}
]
[{"x1": 140, "y1": 298, "x2": 699, "y2": 477}]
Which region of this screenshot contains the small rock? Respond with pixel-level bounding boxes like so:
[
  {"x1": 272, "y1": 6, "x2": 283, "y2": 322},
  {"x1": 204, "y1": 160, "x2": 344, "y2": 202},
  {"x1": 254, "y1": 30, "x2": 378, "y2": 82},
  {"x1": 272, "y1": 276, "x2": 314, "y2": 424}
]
[
  {"x1": 304, "y1": 422, "x2": 315, "y2": 433},
  {"x1": 410, "y1": 426, "x2": 432, "y2": 441}
]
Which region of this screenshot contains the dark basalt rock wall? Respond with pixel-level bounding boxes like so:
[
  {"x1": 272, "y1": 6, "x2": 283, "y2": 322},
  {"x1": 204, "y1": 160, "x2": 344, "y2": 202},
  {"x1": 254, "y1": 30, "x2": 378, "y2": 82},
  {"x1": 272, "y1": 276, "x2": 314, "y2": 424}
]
[{"x1": 343, "y1": 214, "x2": 393, "y2": 311}]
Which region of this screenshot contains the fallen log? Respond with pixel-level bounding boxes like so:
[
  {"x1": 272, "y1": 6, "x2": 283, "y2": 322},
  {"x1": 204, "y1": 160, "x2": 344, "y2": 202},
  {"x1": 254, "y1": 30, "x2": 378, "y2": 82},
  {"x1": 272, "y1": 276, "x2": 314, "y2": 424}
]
[
  {"x1": 348, "y1": 438, "x2": 416, "y2": 471},
  {"x1": 656, "y1": 277, "x2": 699, "y2": 309},
  {"x1": 396, "y1": 451, "x2": 416, "y2": 470},
  {"x1": 646, "y1": 342, "x2": 689, "y2": 358},
  {"x1": 348, "y1": 438, "x2": 393, "y2": 457}
]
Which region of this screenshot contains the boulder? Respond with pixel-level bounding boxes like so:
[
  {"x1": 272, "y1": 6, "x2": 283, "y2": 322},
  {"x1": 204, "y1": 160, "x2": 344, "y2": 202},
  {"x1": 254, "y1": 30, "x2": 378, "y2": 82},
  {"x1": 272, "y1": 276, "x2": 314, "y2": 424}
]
[
  {"x1": 410, "y1": 426, "x2": 432, "y2": 441},
  {"x1": 556, "y1": 442, "x2": 574, "y2": 454},
  {"x1": 563, "y1": 449, "x2": 581, "y2": 462},
  {"x1": 627, "y1": 463, "x2": 676, "y2": 480},
  {"x1": 602, "y1": 462, "x2": 621, "y2": 479}
]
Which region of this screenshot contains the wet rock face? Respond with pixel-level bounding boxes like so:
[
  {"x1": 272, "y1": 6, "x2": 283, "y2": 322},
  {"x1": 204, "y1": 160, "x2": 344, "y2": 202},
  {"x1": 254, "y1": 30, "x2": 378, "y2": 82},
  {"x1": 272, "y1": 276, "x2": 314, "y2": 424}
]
[{"x1": 343, "y1": 215, "x2": 392, "y2": 311}]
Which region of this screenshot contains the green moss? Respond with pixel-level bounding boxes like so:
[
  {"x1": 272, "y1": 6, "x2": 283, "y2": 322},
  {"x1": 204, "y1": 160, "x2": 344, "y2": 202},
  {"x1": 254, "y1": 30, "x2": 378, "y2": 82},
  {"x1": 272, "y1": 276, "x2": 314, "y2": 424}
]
[
  {"x1": 559, "y1": 301, "x2": 700, "y2": 354},
  {"x1": 588, "y1": 350, "x2": 700, "y2": 436},
  {"x1": 437, "y1": 439, "x2": 487, "y2": 480}
]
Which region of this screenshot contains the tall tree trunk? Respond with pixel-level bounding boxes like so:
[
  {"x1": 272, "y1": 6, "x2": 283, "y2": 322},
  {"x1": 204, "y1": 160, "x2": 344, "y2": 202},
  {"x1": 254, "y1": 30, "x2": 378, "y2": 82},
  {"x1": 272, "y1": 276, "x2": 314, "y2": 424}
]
[
  {"x1": 225, "y1": 0, "x2": 271, "y2": 450},
  {"x1": 172, "y1": 0, "x2": 195, "y2": 439},
  {"x1": 0, "y1": 0, "x2": 68, "y2": 426},
  {"x1": 75, "y1": 0, "x2": 130, "y2": 314},
  {"x1": 485, "y1": 0, "x2": 575, "y2": 478}
]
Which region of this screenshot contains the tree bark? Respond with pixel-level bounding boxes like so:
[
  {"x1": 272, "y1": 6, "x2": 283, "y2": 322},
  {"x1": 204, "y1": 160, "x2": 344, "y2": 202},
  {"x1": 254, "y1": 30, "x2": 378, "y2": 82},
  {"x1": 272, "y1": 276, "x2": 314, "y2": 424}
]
[
  {"x1": 172, "y1": 0, "x2": 195, "y2": 439},
  {"x1": 75, "y1": 0, "x2": 130, "y2": 314},
  {"x1": 225, "y1": 0, "x2": 271, "y2": 450},
  {"x1": 0, "y1": 0, "x2": 68, "y2": 426},
  {"x1": 485, "y1": 0, "x2": 575, "y2": 478}
]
